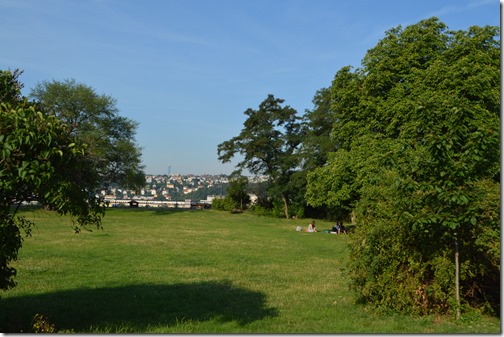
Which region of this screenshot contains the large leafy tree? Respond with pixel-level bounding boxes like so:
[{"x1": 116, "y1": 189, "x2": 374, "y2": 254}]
[
  {"x1": 306, "y1": 18, "x2": 500, "y2": 315},
  {"x1": 30, "y1": 79, "x2": 145, "y2": 191},
  {"x1": 0, "y1": 70, "x2": 104, "y2": 290},
  {"x1": 217, "y1": 94, "x2": 303, "y2": 218}
]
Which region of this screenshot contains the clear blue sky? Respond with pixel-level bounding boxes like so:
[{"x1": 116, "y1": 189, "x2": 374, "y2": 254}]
[{"x1": 0, "y1": 0, "x2": 499, "y2": 175}]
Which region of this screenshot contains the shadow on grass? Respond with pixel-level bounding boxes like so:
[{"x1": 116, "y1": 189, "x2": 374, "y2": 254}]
[{"x1": 0, "y1": 280, "x2": 278, "y2": 332}]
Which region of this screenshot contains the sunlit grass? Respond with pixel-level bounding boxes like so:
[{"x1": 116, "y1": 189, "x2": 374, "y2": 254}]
[{"x1": 0, "y1": 208, "x2": 499, "y2": 333}]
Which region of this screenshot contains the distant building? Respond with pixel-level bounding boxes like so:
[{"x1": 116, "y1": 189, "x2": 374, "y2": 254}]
[
  {"x1": 248, "y1": 194, "x2": 258, "y2": 204},
  {"x1": 207, "y1": 195, "x2": 224, "y2": 202}
]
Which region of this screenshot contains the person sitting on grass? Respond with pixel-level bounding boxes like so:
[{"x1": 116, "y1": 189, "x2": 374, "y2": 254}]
[
  {"x1": 338, "y1": 222, "x2": 347, "y2": 234},
  {"x1": 306, "y1": 220, "x2": 317, "y2": 232}
]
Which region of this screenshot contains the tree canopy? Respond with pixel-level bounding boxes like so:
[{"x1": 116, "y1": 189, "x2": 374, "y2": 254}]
[
  {"x1": 217, "y1": 94, "x2": 303, "y2": 218},
  {"x1": 30, "y1": 79, "x2": 145, "y2": 191},
  {"x1": 0, "y1": 70, "x2": 105, "y2": 290},
  {"x1": 300, "y1": 87, "x2": 337, "y2": 172},
  {"x1": 306, "y1": 18, "x2": 500, "y2": 315}
]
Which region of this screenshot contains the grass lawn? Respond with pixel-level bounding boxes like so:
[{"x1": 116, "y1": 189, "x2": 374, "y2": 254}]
[{"x1": 0, "y1": 208, "x2": 500, "y2": 333}]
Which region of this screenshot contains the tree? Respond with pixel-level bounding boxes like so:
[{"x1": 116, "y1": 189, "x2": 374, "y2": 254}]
[
  {"x1": 226, "y1": 175, "x2": 251, "y2": 211},
  {"x1": 29, "y1": 79, "x2": 145, "y2": 191},
  {"x1": 304, "y1": 67, "x2": 364, "y2": 219},
  {"x1": 300, "y1": 87, "x2": 338, "y2": 171},
  {"x1": 0, "y1": 68, "x2": 24, "y2": 104},
  {"x1": 211, "y1": 175, "x2": 251, "y2": 212},
  {"x1": 248, "y1": 180, "x2": 273, "y2": 211},
  {"x1": 0, "y1": 70, "x2": 104, "y2": 290},
  {"x1": 306, "y1": 18, "x2": 500, "y2": 315},
  {"x1": 296, "y1": 86, "x2": 348, "y2": 220},
  {"x1": 217, "y1": 95, "x2": 303, "y2": 218}
]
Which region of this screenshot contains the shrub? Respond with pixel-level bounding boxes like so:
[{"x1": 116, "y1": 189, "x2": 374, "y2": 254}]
[
  {"x1": 211, "y1": 197, "x2": 236, "y2": 212},
  {"x1": 31, "y1": 314, "x2": 56, "y2": 333}
]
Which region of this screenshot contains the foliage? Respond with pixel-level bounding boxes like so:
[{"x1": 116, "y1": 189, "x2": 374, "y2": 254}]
[
  {"x1": 29, "y1": 79, "x2": 145, "y2": 191},
  {"x1": 299, "y1": 86, "x2": 356, "y2": 220},
  {"x1": 0, "y1": 69, "x2": 24, "y2": 104},
  {"x1": 306, "y1": 18, "x2": 500, "y2": 315},
  {"x1": 217, "y1": 94, "x2": 303, "y2": 218},
  {"x1": 247, "y1": 204, "x2": 274, "y2": 217},
  {"x1": 31, "y1": 314, "x2": 57, "y2": 333},
  {"x1": 300, "y1": 87, "x2": 338, "y2": 171},
  {"x1": 211, "y1": 196, "x2": 236, "y2": 212},
  {"x1": 0, "y1": 70, "x2": 104, "y2": 291},
  {"x1": 226, "y1": 175, "x2": 251, "y2": 211},
  {"x1": 248, "y1": 181, "x2": 273, "y2": 209},
  {"x1": 211, "y1": 176, "x2": 250, "y2": 212}
]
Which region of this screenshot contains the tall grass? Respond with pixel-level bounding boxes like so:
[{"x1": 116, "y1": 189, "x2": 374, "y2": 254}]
[{"x1": 0, "y1": 208, "x2": 499, "y2": 333}]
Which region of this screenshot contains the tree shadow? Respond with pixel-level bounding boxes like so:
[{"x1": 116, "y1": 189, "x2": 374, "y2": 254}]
[{"x1": 0, "y1": 280, "x2": 278, "y2": 332}]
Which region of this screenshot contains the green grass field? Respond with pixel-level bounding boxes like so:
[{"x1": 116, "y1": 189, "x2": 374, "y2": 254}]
[{"x1": 0, "y1": 208, "x2": 499, "y2": 333}]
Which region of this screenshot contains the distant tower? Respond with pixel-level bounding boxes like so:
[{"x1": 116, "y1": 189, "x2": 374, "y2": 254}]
[{"x1": 168, "y1": 165, "x2": 171, "y2": 176}]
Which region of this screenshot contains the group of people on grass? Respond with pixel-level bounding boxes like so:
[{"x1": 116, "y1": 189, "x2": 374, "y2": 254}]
[
  {"x1": 330, "y1": 222, "x2": 347, "y2": 234},
  {"x1": 300, "y1": 220, "x2": 347, "y2": 234}
]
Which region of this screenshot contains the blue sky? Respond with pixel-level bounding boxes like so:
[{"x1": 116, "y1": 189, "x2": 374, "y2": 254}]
[{"x1": 0, "y1": 0, "x2": 499, "y2": 175}]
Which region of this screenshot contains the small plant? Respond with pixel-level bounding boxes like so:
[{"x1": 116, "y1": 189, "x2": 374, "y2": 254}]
[{"x1": 31, "y1": 314, "x2": 56, "y2": 333}]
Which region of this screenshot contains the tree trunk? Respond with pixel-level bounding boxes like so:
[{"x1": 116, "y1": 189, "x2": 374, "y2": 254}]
[
  {"x1": 281, "y1": 194, "x2": 289, "y2": 219},
  {"x1": 455, "y1": 233, "x2": 461, "y2": 320}
]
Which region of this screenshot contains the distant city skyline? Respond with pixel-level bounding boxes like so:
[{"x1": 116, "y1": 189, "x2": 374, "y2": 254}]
[{"x1": 1, "y1": 0, "x2": 498, "y2": 175}]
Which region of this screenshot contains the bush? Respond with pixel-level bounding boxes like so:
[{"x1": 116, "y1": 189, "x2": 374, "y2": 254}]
[
  {"x1": 345, "y1": 174, "x2": 500, "y2": 316},
  {"x1": 211, "y1": 197, "x2": 236, "y2": 212},
  {"x1": 248, "y1": 204, "x2": 273, "y2": 217},
  {"x1": 31, "y1": 314, "x2": 56, "y2": 333}
]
